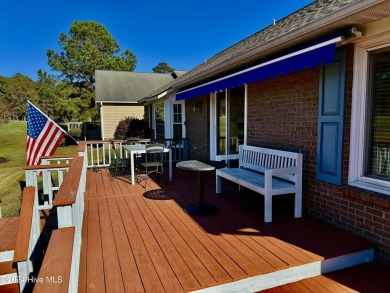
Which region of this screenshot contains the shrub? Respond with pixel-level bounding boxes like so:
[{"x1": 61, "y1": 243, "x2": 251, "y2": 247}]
[
  {"x1": 65, "y1": 128, "x2": 82, "y2": 145},
  {"x1": 113, "y1": 117, "x2": 151, "y2": 140},
  {"x1": 126, "y1": 118, "x2": 151, "y2": 139},
  {"x1": 113, "y1": 117, "x2": 134, "y2": 140}
]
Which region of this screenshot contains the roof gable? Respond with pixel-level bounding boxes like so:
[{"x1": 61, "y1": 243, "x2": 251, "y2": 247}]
[{"x1": 95, "y1": 70, "x2": 174, "y2": 103}]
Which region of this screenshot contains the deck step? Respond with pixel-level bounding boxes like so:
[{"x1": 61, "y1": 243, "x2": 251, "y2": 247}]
[
  {"x1": 0, "y1": 282, "x2": 19, "y2": 293},
  {"x1": 193, "y1": 248, "x2": 374, "y2": 292},
  {"x1": 261, "y1": 261, "x2": 390, "y2": 293}
]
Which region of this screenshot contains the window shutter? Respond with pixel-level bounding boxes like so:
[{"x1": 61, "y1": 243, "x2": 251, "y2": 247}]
[{"x1": 316, "y1": 49, "x2": 346, "y2": 185}]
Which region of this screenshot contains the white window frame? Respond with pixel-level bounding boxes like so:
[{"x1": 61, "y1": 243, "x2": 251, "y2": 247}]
[
  {"x1": 349, "y1": 37, "x2": 390, "y2": 195},
  {"x1": 152, "y1": 98, "x2": 186, "y2": 139},
  {"x1": 152, "y1": 102, "x2": 165, "y2": 139},
  {"x1": 171, "y1": 101, "x2": 185, "y2": 139},
  {"x1": 209, "y1": 84, "x2": 248, "y2": 160}
]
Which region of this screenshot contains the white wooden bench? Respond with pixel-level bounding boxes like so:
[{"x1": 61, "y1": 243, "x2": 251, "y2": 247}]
[{"x1": 216, "y1": 145, "x2": 303, "y2": 222}]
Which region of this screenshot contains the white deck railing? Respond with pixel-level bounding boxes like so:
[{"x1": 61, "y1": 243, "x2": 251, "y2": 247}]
[
  {"x1": 52, "y1": 155, "x2": 85, "y2": 292},
  {"x1": 25, "y1": 163, "x2": 71, "y2": 210},
  {"x1": 84, "y1": 138, "x2": 189, "y2": 169},
  {"x1": 85, "y1": 140, "x2": 126, "y2": 168},
  {"x1": 20, "y1": 149, "x2": 86, "y2": 292}
]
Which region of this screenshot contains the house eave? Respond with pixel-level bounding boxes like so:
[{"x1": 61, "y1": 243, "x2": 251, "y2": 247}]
[
  {"x1": 138, "y1": 88, "x2": 175, "y2": 104},
  {"x1": 99, "y1": 101, "x2": 140, "y2": 104}
]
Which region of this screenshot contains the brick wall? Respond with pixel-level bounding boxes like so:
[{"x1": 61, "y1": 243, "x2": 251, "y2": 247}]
[
  {"x1": 185, "y1": 95, "x2": 210, "y2": 160},
  {"x1": 246, "y1": 44, "x2": 390, "y2": 265}
]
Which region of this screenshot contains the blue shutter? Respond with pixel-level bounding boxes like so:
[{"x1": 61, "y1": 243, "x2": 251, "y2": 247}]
[{"x1": 316, "y1": 49, "x2": 346, "y2": 185}]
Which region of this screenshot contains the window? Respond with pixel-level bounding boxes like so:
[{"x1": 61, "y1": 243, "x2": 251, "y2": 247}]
[
  {"x1": 210, "y1": 86, "x2": 246, "y2": 160},
  {"x1": 216, "y1": 88, "x2": 245, "y2": 155},
  {"x1": 350, "y1": 38, "x2": 390, "y2": 194},
  {"x1": 366, "y1": 49, "x2": 390, "y2": 181},
  {"x1": 173, "y1": 103, "x2": 183, "y2": 139},
  {"x1": 151, "y1": 100, "x2": 185, "y2": 140},
  {"x1": 154, "y1": 103, "x2": 165, "y2": 139}
]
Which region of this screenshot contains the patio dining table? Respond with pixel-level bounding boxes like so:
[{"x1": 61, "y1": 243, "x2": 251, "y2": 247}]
[{"x1": 122, "y1": 144, "x2": 172, "y2": 185}]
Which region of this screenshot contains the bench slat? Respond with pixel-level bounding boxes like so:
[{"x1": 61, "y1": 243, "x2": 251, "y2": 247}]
[{"x1": 217, "y1": 168, "x2": 295, "y2": 191}]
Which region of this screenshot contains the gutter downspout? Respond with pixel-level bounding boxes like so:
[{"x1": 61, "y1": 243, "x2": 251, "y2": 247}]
[{"x1": 100, "y1": 102, "x2": 104, "y2": 140}]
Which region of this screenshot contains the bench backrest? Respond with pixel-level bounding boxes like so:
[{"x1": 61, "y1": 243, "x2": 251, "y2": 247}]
[{"x1": 239, "y1": 145, "x2": 302, "y2": 182}]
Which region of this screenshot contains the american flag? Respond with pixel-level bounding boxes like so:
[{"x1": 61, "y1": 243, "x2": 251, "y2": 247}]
[{"x1": 26, "y1": 101, "x2": 66, "y2": 166}]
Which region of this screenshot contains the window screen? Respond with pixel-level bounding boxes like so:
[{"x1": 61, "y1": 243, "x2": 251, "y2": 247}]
[
  {"x1": 366, "y1": 49, "x2": 390, "y2": 180},
  {"x1": 173, "y1": 104, "x2": 182, "y2": 139},
  {"x1": 154, "y1": 103, "x2": 165, "y2": 139}
]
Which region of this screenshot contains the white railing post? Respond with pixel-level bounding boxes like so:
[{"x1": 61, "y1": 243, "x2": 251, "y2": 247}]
[
  {"x1": 57, "y1": 205, "x2": 74, "y2": 227},
  {"x1": 52, "y1": 154, "x2": 86, "y2": 291}
]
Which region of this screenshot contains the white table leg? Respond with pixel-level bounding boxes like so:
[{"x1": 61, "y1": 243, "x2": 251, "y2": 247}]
[
  {"x1": 169, "y1": 148, "x2": 172, "y2": 182},
  {"x1": 131, "y1": 151, "x2": 135, "y2": 185}
]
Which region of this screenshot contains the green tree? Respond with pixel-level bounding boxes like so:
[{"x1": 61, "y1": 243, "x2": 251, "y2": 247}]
[
  {"x1": 36, "y1": 70, "x2": 75, "y2": 121},
  {"x1": 5, "y1": 74, "x2": 39, "y2": 120},
  {"x1": 152, "y1": 62, "x2": 175, "y2": 73},
  {"x1": 0, "y1": 76, "x2": 12, "y2": 122},
  {"x1": 47, "y1": 21, "x2": 137, "y2": 87},
  {"x1": 46, "y1": 21, "x2": 136, "y2": 121}
]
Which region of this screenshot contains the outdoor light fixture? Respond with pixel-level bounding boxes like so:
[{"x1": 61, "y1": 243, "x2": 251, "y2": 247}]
[{"x1": 194, "y1": 101, "x2": 202, "y2": 112}]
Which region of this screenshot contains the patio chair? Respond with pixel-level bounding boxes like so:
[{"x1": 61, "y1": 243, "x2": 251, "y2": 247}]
[
  {"x1": 109, "y1": 139, "x2": 128, "y2": 180},
  {"x1": 138, "y1": 144, "x2": 166, "y2": 186}
]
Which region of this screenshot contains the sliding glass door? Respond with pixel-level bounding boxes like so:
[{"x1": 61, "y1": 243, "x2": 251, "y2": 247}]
[{"x1": 215, "y1": 87, "x2": 245, "y2": 156}]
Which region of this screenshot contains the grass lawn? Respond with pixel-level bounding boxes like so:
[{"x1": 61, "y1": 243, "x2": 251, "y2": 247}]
[{"x1": 0, "y1": 121, "x2": 78, "y2": 217}]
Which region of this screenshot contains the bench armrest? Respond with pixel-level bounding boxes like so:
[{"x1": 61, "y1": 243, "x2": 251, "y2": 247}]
[
  {"x1": 215, "y1": 154, "x2": 240, "y2": 162},
  {"x1": 269, "y1": 167, "x2": 299, "y2": 176}
]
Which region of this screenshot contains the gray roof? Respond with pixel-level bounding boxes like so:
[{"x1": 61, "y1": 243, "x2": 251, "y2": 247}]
[
  {"x1": 172, "y1": 70, "x2": 186, "y2": 79},
  {"x1": 171, "y1": 0, "x2": 390, "y2": 90},
  {"x1": 139, "y1": 70, "x2": 187, "y2": 103},
  {"x1": 95, "y1": 70, "x2": 175, "y2": 103}
]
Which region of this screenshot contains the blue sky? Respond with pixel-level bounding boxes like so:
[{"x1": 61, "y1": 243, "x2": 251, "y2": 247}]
[{"x1": 0, "y1": 0, "x2": 314, "y2": 80}]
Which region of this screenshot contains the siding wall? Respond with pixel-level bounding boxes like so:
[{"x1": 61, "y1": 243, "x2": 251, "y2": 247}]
[{"x1": 101, "y1": 103, "x2": 144, "y2": 139}]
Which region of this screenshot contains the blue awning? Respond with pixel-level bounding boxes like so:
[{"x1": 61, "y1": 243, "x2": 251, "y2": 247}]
[{"x1": 176, "y1": 36, "x2": 342, "y2": 101}]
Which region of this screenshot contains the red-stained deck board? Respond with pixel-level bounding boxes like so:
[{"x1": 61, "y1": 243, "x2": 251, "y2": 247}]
[
  {"x1": 123, "y1": 196, "x2": 184, "y2": 293},
  {"x1": 85, "y1": 200, "x2": 105, "y2": 291},
  {"x1": 0, "y1": 217, "x2": 19, "y2": 252},
  {"x1": 115, "y1": 196, "x2": 165, "y2": 293},
  {"x1": 134, "y1": 190, "x2": 217, "y2": 288},
  {"x1": 78, "y1": 198, "x2": 88, "y2": 293},
  {"x1": 106, "y1": 197, "x2": 145, "y2": 293},
  {"x1": 97, "y1": 198, "x2": 125, "y2": 292},
  {"x1": 129, "y1": 193, "x2": 201, "y2": 291}
]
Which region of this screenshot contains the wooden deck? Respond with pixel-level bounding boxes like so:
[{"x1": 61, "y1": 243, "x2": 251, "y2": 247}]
[{"x1": 78, "y1": 167, "x2": 375, "y2": 292}]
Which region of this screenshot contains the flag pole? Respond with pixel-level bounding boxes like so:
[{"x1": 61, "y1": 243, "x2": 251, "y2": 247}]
[{"x1": 27, "y1": 101, "x2": 79, "y2": 145}]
